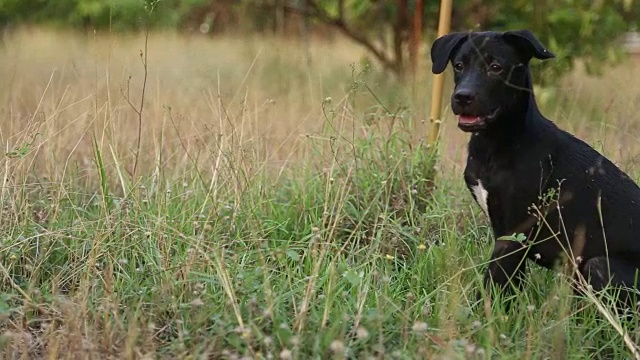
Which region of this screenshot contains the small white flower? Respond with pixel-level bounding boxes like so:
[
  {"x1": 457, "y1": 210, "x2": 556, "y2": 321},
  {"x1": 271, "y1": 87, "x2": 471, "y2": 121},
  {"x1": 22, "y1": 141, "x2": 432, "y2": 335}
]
[
  {"x1": 329, "y1": 340, "x2": 344, "y2": 353},
  {"x1": 279, "y1": 349, "x2": 292, "y2": 360},
  {"x1": 411, "y1": 321, "x2": 428, "y2": 333}
]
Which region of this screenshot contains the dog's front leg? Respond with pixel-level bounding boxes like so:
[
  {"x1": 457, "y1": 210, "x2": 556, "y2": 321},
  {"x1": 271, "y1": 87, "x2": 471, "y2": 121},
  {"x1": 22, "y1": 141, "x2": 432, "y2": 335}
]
[{"x1": 484, "y1": 240, "x2": 529, "y2": 296}]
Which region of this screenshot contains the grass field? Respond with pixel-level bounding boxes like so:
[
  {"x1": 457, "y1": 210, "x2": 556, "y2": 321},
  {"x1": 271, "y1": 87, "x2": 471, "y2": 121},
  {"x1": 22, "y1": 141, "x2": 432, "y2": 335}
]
[{"x1": 1, "y1": 27, "x2": 640, "y2": 359}]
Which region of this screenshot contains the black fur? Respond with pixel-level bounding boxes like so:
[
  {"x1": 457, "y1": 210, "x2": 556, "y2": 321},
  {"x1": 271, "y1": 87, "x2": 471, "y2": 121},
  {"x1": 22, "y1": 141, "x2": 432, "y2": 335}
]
[{"x1": 431, "y1": 30, "x2": 640, "y2": 310}]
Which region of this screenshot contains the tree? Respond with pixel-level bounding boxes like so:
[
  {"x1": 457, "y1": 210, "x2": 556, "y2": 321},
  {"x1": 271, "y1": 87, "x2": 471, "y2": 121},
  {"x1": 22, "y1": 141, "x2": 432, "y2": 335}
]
[
  {"x1": 456, "y1": 0, "x2": 636, "y2": 86},
  {"x1": 287, "y1": 0, "x2": 638, "y2": 86},
  {"x1": 286, "y1": 0, "x2": 435, "y2": 81}
]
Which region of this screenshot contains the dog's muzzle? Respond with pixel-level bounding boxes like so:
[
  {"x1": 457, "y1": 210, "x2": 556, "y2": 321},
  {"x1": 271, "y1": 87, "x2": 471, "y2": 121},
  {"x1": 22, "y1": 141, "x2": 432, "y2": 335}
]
[{"x1": 456, "y1": 108, "x2": 500, "y2": 132}]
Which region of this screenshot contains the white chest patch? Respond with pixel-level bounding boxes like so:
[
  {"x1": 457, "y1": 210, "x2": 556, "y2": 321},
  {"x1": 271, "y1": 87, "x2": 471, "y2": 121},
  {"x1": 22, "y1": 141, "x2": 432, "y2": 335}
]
[{"x1": 471, "y1": 180, "x2": 489, "y2": 217}]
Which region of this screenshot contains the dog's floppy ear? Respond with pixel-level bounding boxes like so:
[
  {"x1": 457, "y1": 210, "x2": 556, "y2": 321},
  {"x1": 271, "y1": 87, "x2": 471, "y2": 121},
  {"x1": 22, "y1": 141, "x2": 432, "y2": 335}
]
[
  {"x1": 503, "y1": 30, "x2": 555, "y2": 60},
  {"x1": 430, "y1": 32, "x2": 468, "y2": 74}
]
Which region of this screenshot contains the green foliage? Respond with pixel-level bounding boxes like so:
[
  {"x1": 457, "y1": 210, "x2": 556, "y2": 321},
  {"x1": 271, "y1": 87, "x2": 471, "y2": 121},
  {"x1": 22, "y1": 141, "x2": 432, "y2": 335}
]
[
  {"x1": 304, "y1": 0, "x2": 638, "y2": 85},
  {"x1": 471, "y1": 0, "x2": 634, "y2": 85},
  {"x1": 0, "y1": 0, "x2": 208, "y2": 30},
  {"x1": 314, "y1": 0, "x2": 441, "y2": 30}
]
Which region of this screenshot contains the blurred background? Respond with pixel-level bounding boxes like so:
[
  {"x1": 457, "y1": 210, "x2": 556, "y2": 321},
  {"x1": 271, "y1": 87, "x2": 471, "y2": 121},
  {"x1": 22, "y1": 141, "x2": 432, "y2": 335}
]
[
  {"x1": 1, "y1": 0, "x2": 639, "y2": 84},
  {"x1": 0, "y1": 1, "x2": 639, "y2": 184}
]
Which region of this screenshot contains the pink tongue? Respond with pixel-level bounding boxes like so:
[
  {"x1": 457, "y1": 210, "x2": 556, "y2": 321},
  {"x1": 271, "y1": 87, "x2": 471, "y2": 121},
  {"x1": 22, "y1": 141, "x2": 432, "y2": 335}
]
[{"x1": 458, "y1": 115, "x2": 481, "y2": 124}]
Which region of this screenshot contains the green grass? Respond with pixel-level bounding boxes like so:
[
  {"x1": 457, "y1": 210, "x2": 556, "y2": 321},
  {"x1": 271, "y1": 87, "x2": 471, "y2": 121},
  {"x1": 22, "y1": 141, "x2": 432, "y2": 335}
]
[{"x1": 0, "y1": 28, "x2": 640, "y2": 359}]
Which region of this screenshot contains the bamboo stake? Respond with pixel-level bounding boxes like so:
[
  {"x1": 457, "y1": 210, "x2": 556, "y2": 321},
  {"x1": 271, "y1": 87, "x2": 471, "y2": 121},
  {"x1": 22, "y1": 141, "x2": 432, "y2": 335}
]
[{"x1": 427, "y1": 0, "x2": 453, "y2": 147}]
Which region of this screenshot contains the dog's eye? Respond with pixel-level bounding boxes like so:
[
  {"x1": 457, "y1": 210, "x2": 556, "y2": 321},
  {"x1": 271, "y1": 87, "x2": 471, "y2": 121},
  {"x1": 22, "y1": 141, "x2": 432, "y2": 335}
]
[
  {"x1": 489, "y1": 63, "x2": 503, "y2": 73},
  {"x1": 453, "y1": 62, "x2": 464, "y2": 71}
]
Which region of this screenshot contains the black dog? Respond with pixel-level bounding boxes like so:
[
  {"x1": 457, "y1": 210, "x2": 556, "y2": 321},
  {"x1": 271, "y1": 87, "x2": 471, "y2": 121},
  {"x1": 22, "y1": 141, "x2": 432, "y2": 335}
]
[{"x1": 430, "y1": 30, "x2": 640, "y2": 309}]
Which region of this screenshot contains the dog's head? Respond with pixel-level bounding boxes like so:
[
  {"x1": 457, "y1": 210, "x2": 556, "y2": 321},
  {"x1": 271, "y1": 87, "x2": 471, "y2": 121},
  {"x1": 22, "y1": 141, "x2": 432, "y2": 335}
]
[{"x1": 430, "y1": 30, "x2": 555, "y2": 132}]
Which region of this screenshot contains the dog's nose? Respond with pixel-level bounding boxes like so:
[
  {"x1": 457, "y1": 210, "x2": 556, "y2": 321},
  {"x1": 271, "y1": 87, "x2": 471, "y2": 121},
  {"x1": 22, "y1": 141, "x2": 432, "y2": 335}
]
[{"x1": 454, "y1": 90, "x2": 476, "y2": 106}]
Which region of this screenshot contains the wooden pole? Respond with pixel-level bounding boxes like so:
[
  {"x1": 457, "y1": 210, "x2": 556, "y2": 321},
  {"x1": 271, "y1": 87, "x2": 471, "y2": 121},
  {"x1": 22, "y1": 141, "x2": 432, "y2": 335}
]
[{"x1": 427, "y1": 0, "x2": 453, "y2": 147}]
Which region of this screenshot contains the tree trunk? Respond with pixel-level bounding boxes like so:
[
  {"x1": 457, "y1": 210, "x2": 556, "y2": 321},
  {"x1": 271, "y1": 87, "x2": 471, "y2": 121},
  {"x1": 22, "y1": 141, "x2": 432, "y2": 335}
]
[
  {"x1": 410, "y1": 0, "x2": 423, "y2": 77},
  {"x1": 410, "y1": 0, "x2": 424, "y2": 121},
  {"x1": 393, "y1": 0, "x2": 410, "y2": 80},
  {"x1": 274, "y1": 0, "x2": 285, "y2": 35}
]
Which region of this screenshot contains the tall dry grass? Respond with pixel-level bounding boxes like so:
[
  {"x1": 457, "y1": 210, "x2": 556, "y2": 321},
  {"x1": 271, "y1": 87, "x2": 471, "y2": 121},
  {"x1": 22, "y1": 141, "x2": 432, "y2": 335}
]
[
  {"x1": 2, "y1": 28, "x2": 639, "y2": 186},
  {"x1": 0, "y1": 28, "x2": 377, "y2": 190},
  {"x1": 0, "y1": 27, "x2": 639, "y2": 358}
]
